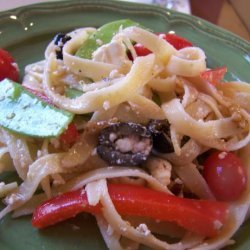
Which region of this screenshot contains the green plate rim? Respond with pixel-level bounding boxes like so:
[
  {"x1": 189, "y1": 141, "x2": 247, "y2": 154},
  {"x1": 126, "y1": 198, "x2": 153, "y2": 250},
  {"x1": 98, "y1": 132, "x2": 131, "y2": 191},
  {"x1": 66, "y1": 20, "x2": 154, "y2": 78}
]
[{"x1": 0, "y1": 0, "x2": 249, "y2": 53}]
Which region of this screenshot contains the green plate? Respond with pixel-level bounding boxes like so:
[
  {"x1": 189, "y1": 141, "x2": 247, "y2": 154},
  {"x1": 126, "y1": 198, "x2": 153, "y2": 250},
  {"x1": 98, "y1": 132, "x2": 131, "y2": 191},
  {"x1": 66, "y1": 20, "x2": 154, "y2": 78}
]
[{"x1": 0, "y1": 0, "x2": 249, "y2": 249}]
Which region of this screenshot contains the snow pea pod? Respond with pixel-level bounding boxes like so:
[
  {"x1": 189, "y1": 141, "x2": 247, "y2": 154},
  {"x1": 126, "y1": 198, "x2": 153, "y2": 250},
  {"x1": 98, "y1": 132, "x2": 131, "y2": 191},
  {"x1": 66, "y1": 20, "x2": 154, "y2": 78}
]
[
  {"x1": 0, "y1": 79, "x2": 74, "y2": 138},
  {"x1": 65, "y1": 88, "x2": 83, "y2": 99},
  {"x1": 75, "y1": 19, "x2": 139, "y2": 59}
]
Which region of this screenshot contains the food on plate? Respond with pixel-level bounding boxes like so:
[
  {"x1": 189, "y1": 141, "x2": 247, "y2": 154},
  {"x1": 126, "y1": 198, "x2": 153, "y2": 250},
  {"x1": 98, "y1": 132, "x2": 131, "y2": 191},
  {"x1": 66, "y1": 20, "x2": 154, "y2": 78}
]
[{"x1": 0, "y1": 19, "x2": 249, "y2": 250}]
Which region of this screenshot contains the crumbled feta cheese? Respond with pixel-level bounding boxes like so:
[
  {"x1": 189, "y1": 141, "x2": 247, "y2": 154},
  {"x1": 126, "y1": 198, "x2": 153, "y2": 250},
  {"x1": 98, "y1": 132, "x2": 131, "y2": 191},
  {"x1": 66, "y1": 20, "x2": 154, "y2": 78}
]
[
  {"x1": 218, "y1": 151, "x2": 228, "y2": 159},
  {"x1": 96, "y1": 39, "x2": 103, "y2": 46},
  {"x1": 103, "y1": 101, "x2": 110, "y2": 110},
  {"x1": 213, "y1": 220, "x2": 223, "y2": 230},
  {"x1": 136, "y1": 224, "x2": 150, "y2": 236},
  {"x1": 115, "y1": 136, "x2": 151, "y2": 154},
  {"x1": 107, "y1": 225, "x2": 114, "y2": 235},
  {"x1": 109, "y1": 133, "x2": 117, "y2": 142}
]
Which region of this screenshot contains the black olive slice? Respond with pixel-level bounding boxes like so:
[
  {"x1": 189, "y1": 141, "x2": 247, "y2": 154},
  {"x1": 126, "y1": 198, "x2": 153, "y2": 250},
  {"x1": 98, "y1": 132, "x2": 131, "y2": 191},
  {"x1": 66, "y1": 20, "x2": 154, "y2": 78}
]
[
  {"x1": 148, "y1": 120, "x2": 190, "y2": 154},
  {"x1": 97, "y1": 122, "x2": 152, "y2": 166},
  {"x1": 54, "y1": 33, "x2": 72, "y2": 60},
  {"x1": 148, "y1": 119, "x2": 174, "y2": 153}
]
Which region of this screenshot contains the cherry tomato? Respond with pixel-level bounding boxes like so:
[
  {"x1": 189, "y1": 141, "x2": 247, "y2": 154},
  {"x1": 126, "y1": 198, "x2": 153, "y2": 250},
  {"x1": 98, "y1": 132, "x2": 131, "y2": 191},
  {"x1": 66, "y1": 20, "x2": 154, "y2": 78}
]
[
  {"x1": 158, "y1": 33, "x2": 193, "y2": 50},
  {"x1": 133, "y1": 33, "x2": 192, "y2": 57},
  {"x1": 0, "y1": 49, "x2": 19, "y2": 82},
  {"x1": 200, "y1": 66, "x2": 227, "y2": 86},
  {"x1": 203, "y1": 151, "x2": 247, "y2": 201},
  {"x1": 60, "y1": 122, "x2": 79, "y2": 145},
  {"x1": 134, "y1": 43, "x2": 151, "y2": 56}
]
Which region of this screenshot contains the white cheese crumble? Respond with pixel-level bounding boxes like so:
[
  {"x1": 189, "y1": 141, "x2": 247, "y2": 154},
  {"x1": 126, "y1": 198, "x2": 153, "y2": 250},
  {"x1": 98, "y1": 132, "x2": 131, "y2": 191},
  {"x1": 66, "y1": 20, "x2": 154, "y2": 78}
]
[
  {"x1": 218, "y1": 151, "x2": 228, "y2": 159},
  {"x1": 96, "y1": 39, "x2": 103, "y2": 46},
  {"x1": 136, "y1": 224, "x2": 150, "y2": 236},
  {"x1": 107, "y1": 225, "x2": 114, "y2": 236},
  {"x1": 115, "y1": 136, "x2": 151, "y2": 154},
  {"x1": 109, "y1": 133, "x2": 117, "y2": 142},
  {"x1": 213, "y1": 220, "x2": 223, "y2": 230},
  {"x1": 103, "y1": 101, "x2": 110, "y2": 110}
]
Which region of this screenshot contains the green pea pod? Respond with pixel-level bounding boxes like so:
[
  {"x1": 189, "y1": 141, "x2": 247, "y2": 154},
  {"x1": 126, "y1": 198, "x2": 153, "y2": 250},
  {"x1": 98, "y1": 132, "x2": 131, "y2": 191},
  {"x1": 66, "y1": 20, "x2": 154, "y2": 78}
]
[
  {"x1": 75, "y1": 19, "x2": 139, "y2": 59},
  {"x1": 0, "y1": 79, "x2": 74, "y2": 138},
  {"x1": 65, "y1": 88, "x2": 83, "y2": 99}
]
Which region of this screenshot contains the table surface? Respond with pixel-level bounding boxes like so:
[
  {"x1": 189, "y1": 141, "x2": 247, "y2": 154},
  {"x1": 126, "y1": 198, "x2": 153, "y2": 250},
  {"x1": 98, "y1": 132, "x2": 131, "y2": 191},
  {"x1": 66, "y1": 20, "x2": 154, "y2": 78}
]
[{"x1": 0, "y1": 0, "x2": 249, "y2": 42}]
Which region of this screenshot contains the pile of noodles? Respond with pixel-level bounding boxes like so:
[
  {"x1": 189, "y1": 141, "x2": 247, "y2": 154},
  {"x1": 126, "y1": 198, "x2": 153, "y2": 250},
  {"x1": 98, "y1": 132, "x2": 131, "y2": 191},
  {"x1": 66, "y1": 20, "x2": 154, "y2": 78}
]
[{"x1": 0, "y1": 26, "x2": 250, "y2": 250}]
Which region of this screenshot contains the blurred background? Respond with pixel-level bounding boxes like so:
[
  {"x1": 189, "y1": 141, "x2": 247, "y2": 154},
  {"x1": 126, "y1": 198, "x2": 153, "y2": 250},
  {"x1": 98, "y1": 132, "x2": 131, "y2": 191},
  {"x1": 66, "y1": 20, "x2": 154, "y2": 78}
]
[
  {"x1": 122, "y1": 0, "x2": 250, "y2": 41},
  {"x1": 189, "y1": 0, "x2": 250, "y2": 42},
  {"x1": 0, "y1": 0, "x2": 249, "y2": 41}
]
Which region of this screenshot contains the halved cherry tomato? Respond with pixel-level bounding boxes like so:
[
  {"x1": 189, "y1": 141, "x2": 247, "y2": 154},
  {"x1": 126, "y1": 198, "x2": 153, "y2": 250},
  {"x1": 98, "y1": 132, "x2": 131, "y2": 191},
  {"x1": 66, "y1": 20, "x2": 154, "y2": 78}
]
[
  {"x1": 200, "y1": 66, "x2": 227, "y2": 86},
  {"x1": 32, "y1": 183, "x2": 229, "y2": 237},
  {"x1": 203, "y1": 151, "x2": 247, "y2": 201},
  {"x1": 59, "y1": 122, "x2": 79, "y2": 145},
  {"x1": 134, "y1": 33, "x2": 193, "y2": 57},
  {"x1": 0, "y1": 49, "x2": 19, "y2": 82}
]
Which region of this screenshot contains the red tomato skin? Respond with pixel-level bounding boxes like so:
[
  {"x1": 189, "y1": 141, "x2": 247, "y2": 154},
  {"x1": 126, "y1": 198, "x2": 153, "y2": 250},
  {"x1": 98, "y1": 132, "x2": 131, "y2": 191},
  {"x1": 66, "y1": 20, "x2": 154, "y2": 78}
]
[
  {"x1": 203, "y1": 151, "x2": 247, "y2": 201},
  {"x1": 200, "y1": 66, "x2": 227, "y2": 85},
  {"x1": 0, "y1": 49, "x2": 19, "y2": 82},
  {"x1": 59, "y1": 123, "x2": 79, "y2": 145},
  {"x1": 133, "y1": 33, "x2": 192, "y2": 57},
  {"x1": 158, "y1": 33, "x2": 193, "y2": 50},
  {"x1": 133, "y1": 43, "x2": 151, "y2": 56}
]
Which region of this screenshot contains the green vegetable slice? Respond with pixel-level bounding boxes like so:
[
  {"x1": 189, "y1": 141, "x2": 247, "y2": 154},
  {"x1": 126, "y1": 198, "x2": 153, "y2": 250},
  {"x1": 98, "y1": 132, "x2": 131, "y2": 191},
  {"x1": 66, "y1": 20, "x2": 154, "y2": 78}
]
[
  {"x1": 75, "y1": 19, "x2": 139, "y2": 59},
  {"x1": 65, "y1": 88, "x2": 83, "y2": 99},
  {"x1": 0, "y1": 79, "x2": 74, "y2": 138}
]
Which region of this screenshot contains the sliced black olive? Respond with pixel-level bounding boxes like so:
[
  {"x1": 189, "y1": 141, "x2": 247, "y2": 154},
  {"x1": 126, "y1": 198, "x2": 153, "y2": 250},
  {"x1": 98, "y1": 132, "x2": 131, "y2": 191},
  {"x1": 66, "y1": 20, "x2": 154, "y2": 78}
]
[
  {"x1": 97, "y1": 122, "x2": 152, "y2": 166},
  {"x1": 54, "y1": 33, "x2": 72, "y2": 60},
  {"x1": 148, "y1": 120, "x2": 189, "y2": 154},
  {"x1": 148, "y1": 119, "x2": 174, "y2": 153}
]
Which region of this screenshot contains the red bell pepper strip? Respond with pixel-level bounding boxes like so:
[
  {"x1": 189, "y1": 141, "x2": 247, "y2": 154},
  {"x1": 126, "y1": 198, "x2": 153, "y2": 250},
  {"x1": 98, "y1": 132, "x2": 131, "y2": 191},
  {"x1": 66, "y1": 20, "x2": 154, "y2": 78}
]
[
  {"x1": 134, "y1": 33, "x2": 193, "y2": 57},
  {"x1": 200, "y1": 66, "x2": 227, "y2": 86},
  {"x1": 32, "y1": 183, "x2": 228, "y2": 237}
]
